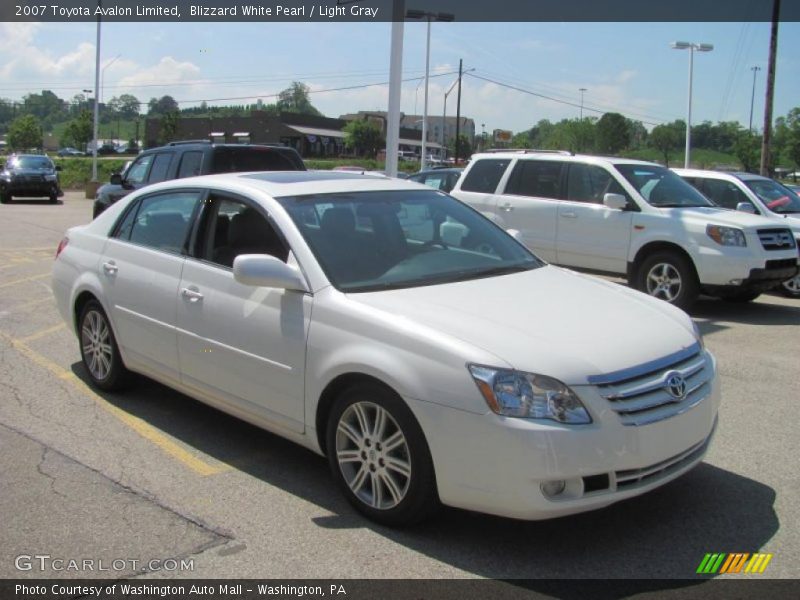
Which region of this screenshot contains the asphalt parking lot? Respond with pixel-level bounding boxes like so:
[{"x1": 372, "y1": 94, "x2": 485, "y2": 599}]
[{"x1": 0, "y1": 192, "x2": 798, "y2": 587}]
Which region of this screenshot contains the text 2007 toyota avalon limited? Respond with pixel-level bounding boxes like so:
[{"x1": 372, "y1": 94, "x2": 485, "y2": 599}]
[{"x1": 52, "y1": 171, "x2": 719, "y2": 525}]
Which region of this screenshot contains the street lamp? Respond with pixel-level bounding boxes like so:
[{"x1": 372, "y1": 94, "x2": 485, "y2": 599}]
[
  {"x1": 749, "y1": 65, "x2": 761, "y2": 133},
  {"x1": 406, "y1": 10, "x2": 454, "y2": 170},
  {"x1": 578, "y1": 88, "x2": 587, "y2": 120},
  {"x1": 442, "y1": 67, "x2": 475, "y2": 160},
  {"x1": 671, "y1": 40, "x2": 713, "y2": 168}
]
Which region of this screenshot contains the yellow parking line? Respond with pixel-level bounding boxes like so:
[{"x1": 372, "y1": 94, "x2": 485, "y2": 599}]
[
  {"x1": 0, "y1": 272, "x2": 51, "y2": 289},
  {"x1": 0, "y1": 330, "x2": 225, "y2": 476},
  {"x1": 0, "y1": 246, "x2": 55, "y2": 252},
  {"x1": 18, "y1": 323, "x2": 66, "y2": 344},
  {"x1": 4, "y1": 296, "x2": 55, "y2": 314},
  {"x1": 0, "y1": 258, "x2": 36, "y2": 269}
]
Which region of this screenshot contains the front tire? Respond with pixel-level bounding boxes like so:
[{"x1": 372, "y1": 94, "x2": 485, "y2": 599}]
[
  {"x1": 636, "y1": 251, "x2": 699, "y2": 309},
  {"x1": 78, "y1": 300, "x2": 131, "y2": 391},
  {"x1": 780, "y1": 274, "x2": 800, "y2": 299},
  {"x1": 326, "y1": 383, "x2": 438, "y2": 526}
]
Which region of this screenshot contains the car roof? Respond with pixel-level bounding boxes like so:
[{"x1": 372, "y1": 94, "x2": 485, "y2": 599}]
[
  {"x1": 468, "y1": 151, "x2": 656, "y2": 166},
  {"x1": 148, "y1": 170, "x2": 430, "y2": 198},
  {"x1": 411, "y1": 168, "x2": 463, "y2": 176}
]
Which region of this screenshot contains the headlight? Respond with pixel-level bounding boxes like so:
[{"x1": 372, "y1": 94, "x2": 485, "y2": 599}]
[
  {"x1": 706, "y1": 225, "x2": 746, "y2": 247},
  {"x1": 469, "y1": 365, "x2": 592, "y2": 424},
  {"x1": 45, "y1": 174, "x2": 58, "y2": 181}
]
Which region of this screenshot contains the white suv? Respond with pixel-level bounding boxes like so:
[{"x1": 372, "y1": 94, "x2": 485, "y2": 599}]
[
  {"x1": 451, "y1": 151, "x2": 799, "y2": 308},
  {"x1": 674, "y1": 168, "x2": 800, "y2": 298}
]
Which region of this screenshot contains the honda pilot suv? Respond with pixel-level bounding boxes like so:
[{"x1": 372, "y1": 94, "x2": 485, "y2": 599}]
[
  {"x1": 450, "y1": 151, "x2": 798, "y2": 308},
  {"x1": 0, "y1": 154, "x2": 62, "y2": 204},
  {"x1": 93, "y1": 141, "x2": 305, "y2": 218}
]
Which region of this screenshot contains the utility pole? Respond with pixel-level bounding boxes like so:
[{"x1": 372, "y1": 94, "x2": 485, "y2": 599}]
[
  {"x1": 454, "y1": 59, "x2": 462, "y2": 164},
  {"x1": 91, "y1": 0, "x2": 102, "y2": 183},
  {"x1": 760, "y1": 0, "x2": 780, "y2": 176},
  {"x1": 579, "y1": 88, "x2": 587, "y2": 120},
  {"x1": 749, "y1": 66, "x2": 761, "y2": 132},
  {"x1": 385, "y1": 0, "x2": 405, "y2": 178}
]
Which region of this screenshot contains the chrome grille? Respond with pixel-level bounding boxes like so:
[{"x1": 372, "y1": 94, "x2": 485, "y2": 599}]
[
  {"x1": 758, "y1": 228, "x2": 796, "y2": 251},
  {"x1": 615, "y1": 426, "x2": 714, "y2": 490},
  {"x1": 590, "y1": 343, "x2": 713, "y2": 427}
]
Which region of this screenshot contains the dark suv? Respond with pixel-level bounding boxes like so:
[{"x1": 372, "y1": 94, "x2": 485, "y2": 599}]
[
  {"x1": 93, "y1": 141, "x2": 306, "y2": 218},
  {"x1": 0, "y1": 154, "x2": 63, "y2": 204}
]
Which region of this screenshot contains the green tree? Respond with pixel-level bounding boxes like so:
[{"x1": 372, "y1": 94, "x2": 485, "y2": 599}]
[
  {"x1": 7, "y1": 114, "x2": 43, "y2": 151},
  {"x1": 62, "y1": 110, "x2": 93, "y2": 150},
  {"x1": 511, "y1": 131, "x2": 532, "y2": 148},
  {"x1": 148, "y1": 95, "x2": 179, "y2": 116},
  {"x1": 595, "y1": 112, "x2": 630, "y2": 154},
  {"x1": 448, "y1": 134, "x2": 473, "y2": 158},
  {"x1": 108, "y1": 94, "x2": 140, "y2": 120},
  {"x1": 342, "y1": 119, "x2": 384, "y2": 158},
  {"x1": 627, "y1": 119, "x2": 648, "y2": 149},
  {"x1": 649, "y1": 123, "x2": 682, "y2": 166},
  {"x1": 734, "y1": 131, "x2": 761, "y2": 173},
  {"x1": 784, "y1": 107, "x2": 800, "y2": 170},
  {"x1": 277, "y1": 82, "x2": 321, "y2": 116},
  {"x1": 158, "y1": 111, "x2": 180, "y2": 144}
]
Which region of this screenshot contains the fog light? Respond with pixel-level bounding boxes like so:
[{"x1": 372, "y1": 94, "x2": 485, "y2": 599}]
[
  {"x1": 728, "y1": 279, "x2": 743, "y2": 285},
  {"x1": 541, "y1": 480, "x2": 566, "y2": 498}
]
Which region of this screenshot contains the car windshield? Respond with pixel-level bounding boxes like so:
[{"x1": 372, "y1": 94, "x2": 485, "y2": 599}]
[
  {"x1": 10, "y1": 156, "x2": 53, "y2": 170},
  {"x1": 278, "y1": 190, "x2": 543, "y2": 293},
  {"x1": 744, "y1": 179, "x2": 800, "y2": 214},
  {"x1": 615, "y1": 164, "x2": 714, "y2": 208}
]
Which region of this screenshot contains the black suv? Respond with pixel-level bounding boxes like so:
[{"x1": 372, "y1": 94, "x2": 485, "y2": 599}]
[
  {"x1": 93, "y1": 141, "x2": 306, "y2": 218},
  {"x1": 0, "y1": 154, "x2": 63, "y2": 204}
]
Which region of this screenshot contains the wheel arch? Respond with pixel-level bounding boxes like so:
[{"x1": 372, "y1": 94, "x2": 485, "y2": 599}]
[{"x1": 628, "y1": 241, "x2": 699, "y2": 283}]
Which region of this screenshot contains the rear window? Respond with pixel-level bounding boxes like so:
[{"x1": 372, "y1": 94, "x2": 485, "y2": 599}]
[
  {"x1": 210, "y1": 147, "x2": 303, "y2": 173},
  {"x1": 460, "y1": 159, "x2": 511, "y2": 193}
]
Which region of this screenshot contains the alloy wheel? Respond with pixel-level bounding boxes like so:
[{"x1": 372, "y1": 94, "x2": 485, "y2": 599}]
[
  {"x1": 646, "y1": 262, "x2": 682, "y2": 302},
  {"x1": 81, "y1": 309, "x2": 113, "y2": 381}
]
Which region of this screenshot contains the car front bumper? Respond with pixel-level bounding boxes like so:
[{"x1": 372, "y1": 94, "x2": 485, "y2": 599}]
[{"x1": 407, "y1": 352, "x2": 720, "y2": 520}]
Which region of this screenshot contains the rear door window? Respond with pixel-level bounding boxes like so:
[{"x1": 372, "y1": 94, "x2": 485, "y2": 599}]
[
  {"x1": 460, "y1": 159, "x2": 511, "y2": 193},
  {"x1": 505, "y1": 160, "x2": 565, "y2": 199},
  {"x1": 125, "y1": 191, "x2": 202, "y2": 254},
  {"x1": 177, "y1": 151, "x2": 203, "y2": 178}
]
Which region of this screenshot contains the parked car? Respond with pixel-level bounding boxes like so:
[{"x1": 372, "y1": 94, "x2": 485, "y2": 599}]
[
  {"x1": 54, "y1": 171, "x2": 719, "y2": 525},
  {"x1": 406, "y1": 168, "x2": 463, "y2": 193},
  {"x1": 92, "y1": 141, "x2": 306, "y2": 218},
  {"x1": 450, "y1": 151, "x2": 799, "y2": 308},
  {"x1": 784, "y1": 183, "x2": 800, "y2": 195},
  {"x1": 674, "y1": 169, "x2": 800, "y2": 298},
  {"x1": 0, "y1": 154, "x2": 62, "y2": 203},
  {"x1": 57, "y1": 147, "x2": 85, "y2": 157}
]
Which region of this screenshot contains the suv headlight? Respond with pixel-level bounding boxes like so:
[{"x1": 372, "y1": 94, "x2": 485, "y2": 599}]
[
  {"x1": 706, "y1": 225, "x2": 746, "y2": 247},
  {"x1": 469, "y1": 365, "x2": 592, "y2": 424}
]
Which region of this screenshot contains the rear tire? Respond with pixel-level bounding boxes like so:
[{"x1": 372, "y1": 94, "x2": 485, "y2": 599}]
[
  {"x1": 0, "y1": 190, "x2": 10, "y2": 204},
  {"x1": 635, "y1": 251, "x2": 699, "y2": 310},
  {"x1": 326, "y1": 382, "x2": 439, "y2": 526},
  {"x1": 78, "y1": 300, "x2": 131, "y2": 392}
]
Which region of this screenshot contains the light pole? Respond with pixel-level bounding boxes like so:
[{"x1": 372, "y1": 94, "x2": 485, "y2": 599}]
[
  {"x1": 406, "y1": 10, "x2": 453, "y2": 170},
  {"x1": 91, "y1": 1, "x2": 102, "y2": 183},
  {"x1": 671, "y1": 41, "x2": 713, "y2": 169},
  {"x1": 749, "y1": 65, "x2": 761, "y2": 133},
  {"x1": 442, "y1": 67, "x2": 474, "y2": 161},
  {"x1": 579, "y1": 88, "x2": 587, "y2": 120}
]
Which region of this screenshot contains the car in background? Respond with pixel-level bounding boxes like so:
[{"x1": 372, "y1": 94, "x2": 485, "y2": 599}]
[
  {"x1": 57, "y1": 147, "x2": 85, "y2": 157},
  {"x1": 450, "y1": 151, "x2": 798, "y2": 308},
  {"x1": 53, "y1": 171, "x2": 719, "y2": 525},
  {"x1": 784, "y1": 183, "x2": 800, "y2": 195},
  {"x1": 0, "y1": 154, "x2": 62, "y2": 204},
  {"x1": 406, "y1": 167, "x2": 463, "y2": 193},
  {"x1": 674, "y1": 169, "x2": 800, "y2": 298},
  {"x1": 92, "y1": 141, "x2": 306, "y2": 218}
]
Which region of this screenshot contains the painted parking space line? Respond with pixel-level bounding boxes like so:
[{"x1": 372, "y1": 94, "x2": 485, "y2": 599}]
[
  {"x1": 18, "y1": 323, "x2": 66, "y2": 344},
  {"x1": 2, "y1": 296, "x2": 56, "y2": 314},
  {"x1": 0, "y1": 330, "x2": 228, "y2": 477},
  {"x1": 0, "y1": 272, "x2": 51, "y2": 289}
]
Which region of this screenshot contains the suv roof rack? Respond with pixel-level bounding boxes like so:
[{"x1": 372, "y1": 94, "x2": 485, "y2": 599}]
[
  {"x1": 482, "y1": 148, "x2": 574, "y2": 156},
  {"x1": 166, "y1": 140, "x2": 212, "y2": 146}
]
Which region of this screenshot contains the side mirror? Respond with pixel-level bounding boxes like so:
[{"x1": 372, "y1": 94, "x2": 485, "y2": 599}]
[
  {"x1": 110, "y1": 173, "x2": 123, "y2": 185},
  {"x1": 736, "y1": 201, "x2": 757, "y2": 214},
  {"x1": 603, "y1": 193, "x2": 628, "y2": 210},
  {"x1": 233, "y1": 254, "x2": 309, "y2": 292},
  {"x1": 507, "y1": 229, "x2": 524, "y2": 243}
]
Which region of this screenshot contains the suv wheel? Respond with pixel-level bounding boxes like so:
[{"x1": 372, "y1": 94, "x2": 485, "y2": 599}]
[
  {"x1": 636, "y1": 251, "x2": 699, "y2": 309},
  {"x1": 781, "y1": 274, "x2": 800, "y2": 299},
  {"x1": 326, "y1": 383, "x2": 438, "y2": 526},
  {"x1": 49, "y1": 188, "x2": 59, "y2": 203}
]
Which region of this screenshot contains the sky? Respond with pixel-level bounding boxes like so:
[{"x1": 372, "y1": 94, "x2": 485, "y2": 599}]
[{"x1": 1, "y1": 20, "x2": 799, "y2": 135}]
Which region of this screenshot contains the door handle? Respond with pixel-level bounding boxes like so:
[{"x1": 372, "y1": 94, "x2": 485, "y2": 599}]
[
  {"x1": 560, "y1": 211, "x2": 577, "y2": 218},
  {"x1": 181, "y1": 287, "x2": 204, "y2": 302},
  {"x1": 102, "y1": 261, "x2": 118, "y2": 275},
  {"x1": 499, "y1": 202, "x2": 514, "y2": 212}
]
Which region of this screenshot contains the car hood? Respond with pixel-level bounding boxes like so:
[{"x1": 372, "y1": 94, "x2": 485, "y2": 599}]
[
  {"x1": 770, "y1": 212, "x2": 800, "y2": 233},
  {"x1": 348, "y1": 266, "x2": 697, "y2": 385},
  {"x1": 663, "y1": 206, "x2": 785, "y2": 230}
]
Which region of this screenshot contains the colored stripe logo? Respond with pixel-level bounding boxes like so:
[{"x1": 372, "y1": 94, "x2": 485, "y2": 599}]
[{"x1": 696, "y1": 553, "x2": 773, "y2": 574}]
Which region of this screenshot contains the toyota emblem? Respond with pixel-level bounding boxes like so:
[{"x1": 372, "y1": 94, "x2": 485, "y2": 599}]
[{"x1": 664, "y1": 371, "x2": 687, "y2": 401}]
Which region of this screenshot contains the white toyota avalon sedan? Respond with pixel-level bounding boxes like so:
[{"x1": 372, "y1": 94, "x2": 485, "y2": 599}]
[{"x1": 52, "y1": 171, "x2": 719, "y2": 525}]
